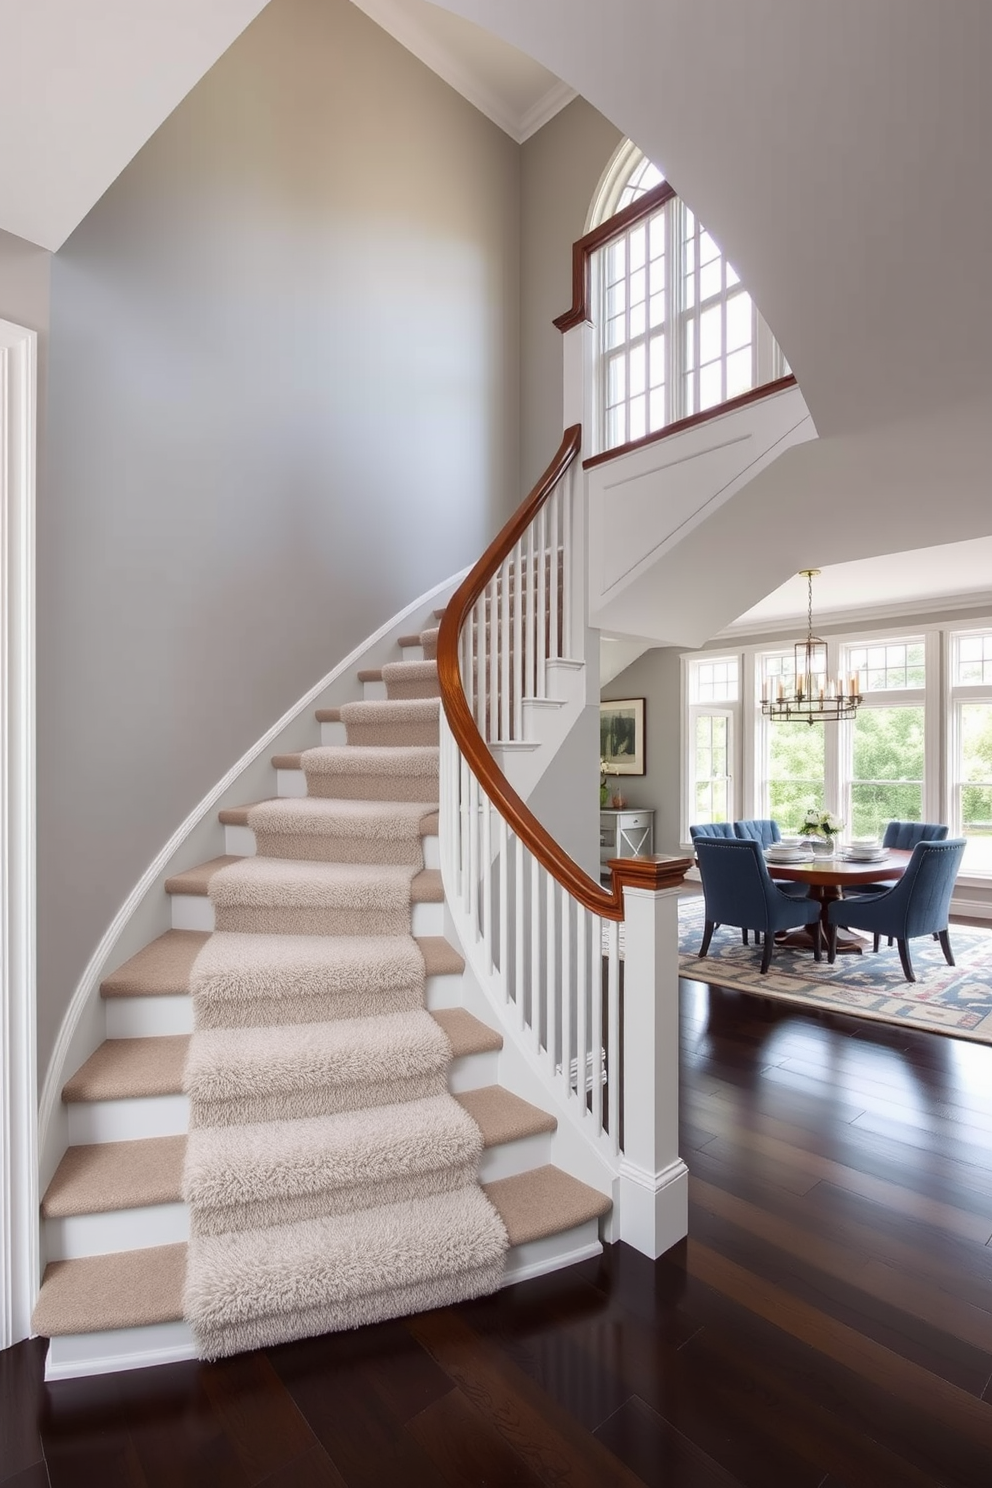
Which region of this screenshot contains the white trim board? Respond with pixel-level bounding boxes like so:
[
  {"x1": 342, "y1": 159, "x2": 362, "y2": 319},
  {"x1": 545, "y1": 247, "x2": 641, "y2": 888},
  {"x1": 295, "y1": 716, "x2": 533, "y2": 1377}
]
[{"x1": 0, "y1": 318, "x2": 39, "y2": 1348}]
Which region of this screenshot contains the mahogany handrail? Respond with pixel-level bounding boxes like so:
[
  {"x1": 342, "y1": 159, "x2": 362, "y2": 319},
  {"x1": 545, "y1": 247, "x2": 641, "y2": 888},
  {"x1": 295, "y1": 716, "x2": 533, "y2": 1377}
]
[
  {"x1": 436, "y1": 425, "x2": 691, "y2": 919},
  {"x1": 554, "y1": 179, "x2": 676, "y2": 333}
]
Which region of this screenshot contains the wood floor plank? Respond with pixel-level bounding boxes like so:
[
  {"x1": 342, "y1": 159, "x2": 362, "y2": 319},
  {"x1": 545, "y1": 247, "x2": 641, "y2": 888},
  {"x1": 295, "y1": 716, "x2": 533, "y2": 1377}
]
[
  {"x1": 406, "y1": 1383, "x2": 547, "y2": 1487},
  {"x1": 405, "y1": 1308, "x2": 646, "y2": 1488},
  {"x1": 687, "y1": 1241, "x2": 992, "y2": 1457},
  {"x1": 594, "y1": 1394, "x2": 743, "y2": 1488}
]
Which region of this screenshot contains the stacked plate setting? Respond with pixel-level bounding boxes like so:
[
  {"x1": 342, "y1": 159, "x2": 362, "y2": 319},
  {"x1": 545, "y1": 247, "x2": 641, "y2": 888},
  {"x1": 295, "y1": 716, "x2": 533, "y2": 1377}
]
[
  {"x1": 844, "y1": 841, "x2": 887, "y2": 862},
  {"x1": 765, "y1": 841, "x2": 814, "y2": 864}
]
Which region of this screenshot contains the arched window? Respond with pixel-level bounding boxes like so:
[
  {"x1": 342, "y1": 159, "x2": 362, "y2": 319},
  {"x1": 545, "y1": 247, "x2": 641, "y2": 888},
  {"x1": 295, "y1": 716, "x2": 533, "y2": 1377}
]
[{"x1": 588, "y1": 144, "x2": 787, "y2": 453}]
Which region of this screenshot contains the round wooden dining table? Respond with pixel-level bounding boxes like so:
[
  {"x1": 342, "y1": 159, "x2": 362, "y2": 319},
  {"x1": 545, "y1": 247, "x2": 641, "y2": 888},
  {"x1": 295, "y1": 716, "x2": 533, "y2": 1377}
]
[{"x1": 767, "y1": 847, "x2": 912, "y2": 954}]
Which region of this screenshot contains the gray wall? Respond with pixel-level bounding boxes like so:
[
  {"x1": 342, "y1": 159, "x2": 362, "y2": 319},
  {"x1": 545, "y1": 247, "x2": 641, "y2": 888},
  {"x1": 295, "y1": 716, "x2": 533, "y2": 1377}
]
[
  {"x1": 603, "y1": 650, "x2": 683, "y2": 857},
  {"x1": 37, "y1": 0, "x2": 521, "y2": 1074},
  {"x1": 520, "y1": 98, "x2": 621, "y2": 488}
]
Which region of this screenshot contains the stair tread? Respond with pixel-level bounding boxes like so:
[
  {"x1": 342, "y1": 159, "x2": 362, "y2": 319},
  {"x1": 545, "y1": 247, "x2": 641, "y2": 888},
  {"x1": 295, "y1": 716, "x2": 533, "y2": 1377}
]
[
  {"x1": 314, "y1": 707, "x2": 342, "y2": 722},
  {"x1": 32, "y1": 1244, "x2": 186, "y2": 1337},
  {"x1": 91, "y1": 933, "x2": 461, "y2": 1002},
  {"x1": 42, "y1": 1136, "x2": 186, "y2": 1218},
  {"x1": 163, "y1": 858, "x2": 440, "y2": 902},
  {"x1": 417, "y1": 937, "x2": 465, "y2": 976},
  {"x1": 271, "y1": 752, "x2": 304, "y2": 769},
  {"x1": 164, "y1": 857, "x2": 240, "y2": 896},
  {"x1": 63, "y1": 1036, "x2": 190, "y2": 1103},
  {"x1": 101, "y1": 931, "x2": 209, "y2": 999},
  {"x1": 218, "y1": 798, "x2": 439, "y2": 834},
  {"x1": 455, "y1": 1086, "x2": 557, "y2": 1146},
  {"x1": 90, "y1": 931, "x2": 462, "y2": 1004},
  {"x1": 484, "y1": 1165, "x2": 612, "y2": 1246},
  {"x1": 431, "y1": 1008, "x2": 502, "y2": 1057}
]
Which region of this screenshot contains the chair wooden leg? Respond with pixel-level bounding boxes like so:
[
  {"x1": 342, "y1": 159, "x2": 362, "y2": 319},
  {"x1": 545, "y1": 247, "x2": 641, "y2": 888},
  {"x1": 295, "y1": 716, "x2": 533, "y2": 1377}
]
[
  {"x1": 742, "y1": 929, "x2": 749, "y2": 946},
  {"x1": 872, "y1": 933, "x2": 880, "y2": 953},
  {"x1": 897, "y1": 939, "x2": 916, "y2": 982},
  {"x1": 826, "y1": 923, "x2": 837, "y2": 964},
  {"x1": 760, "y1": 932, "x2": 773, "y2": 974},
  {"x1": 811, "y1": 920, "x2": 822, "y2": 962},
  {"x1": 698, "y1": 921, "x2": 715, "y2": 958},
  {"x1": 938, "y1": 928, "x2": 956, "y2": 966}
]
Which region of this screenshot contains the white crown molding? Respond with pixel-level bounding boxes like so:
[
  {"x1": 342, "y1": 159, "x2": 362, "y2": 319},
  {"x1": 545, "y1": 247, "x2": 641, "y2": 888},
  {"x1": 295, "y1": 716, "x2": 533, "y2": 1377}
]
[
  {"x1": 517, "y1": 79, "x2": 577, "y2": 143},
  {"x1": 716, "y1": 587, "x2": 992, "y2": 641},
  {"x1": 0, "y1": 319, "x2": 39, "y2": 1349},
  {"x1": 348, "y1": 0, "x2": 573, "y2": 143}
]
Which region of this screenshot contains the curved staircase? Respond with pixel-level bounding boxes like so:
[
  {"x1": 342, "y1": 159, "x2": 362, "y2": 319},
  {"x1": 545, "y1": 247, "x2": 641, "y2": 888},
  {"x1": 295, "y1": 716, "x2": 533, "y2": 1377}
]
[{"x1": 32, "y1": 615, "x2": 611, "y2": 1380}]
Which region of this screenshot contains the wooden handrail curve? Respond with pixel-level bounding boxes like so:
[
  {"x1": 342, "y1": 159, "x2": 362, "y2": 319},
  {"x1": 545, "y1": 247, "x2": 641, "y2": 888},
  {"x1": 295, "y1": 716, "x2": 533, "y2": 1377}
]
[{"x1": 436, "y1": 426, "x2": 691, "y2": 919}]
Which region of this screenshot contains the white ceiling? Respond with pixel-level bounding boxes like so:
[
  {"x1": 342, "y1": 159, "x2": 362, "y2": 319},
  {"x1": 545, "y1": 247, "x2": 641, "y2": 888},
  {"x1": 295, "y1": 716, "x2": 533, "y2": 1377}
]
[{"x1": 727, "y1": 537, "x2": 992, "y2": 635}]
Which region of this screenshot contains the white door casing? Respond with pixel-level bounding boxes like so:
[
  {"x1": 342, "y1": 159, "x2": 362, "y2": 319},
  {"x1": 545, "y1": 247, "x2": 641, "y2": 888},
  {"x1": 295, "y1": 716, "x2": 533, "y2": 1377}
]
[{"x1": 0, "y1": 317, "x2": 39, "y2": 1348}]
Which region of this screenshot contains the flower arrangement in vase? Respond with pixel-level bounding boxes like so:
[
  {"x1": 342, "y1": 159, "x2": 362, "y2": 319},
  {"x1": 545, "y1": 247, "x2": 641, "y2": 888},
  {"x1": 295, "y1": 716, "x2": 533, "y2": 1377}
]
[
  {"x1": 800, "y1": 805, "x2": 844, "y2": 854},
  {"x1": 601, "y1": 758, "x2": 619, "y2": 807}
]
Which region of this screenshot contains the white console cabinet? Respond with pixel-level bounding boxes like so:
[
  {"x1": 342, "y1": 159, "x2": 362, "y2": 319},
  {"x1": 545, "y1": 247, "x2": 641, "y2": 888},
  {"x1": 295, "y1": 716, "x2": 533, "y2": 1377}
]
[{"x1": 600, "y1": 808, "x2": 654, "y2": 878}]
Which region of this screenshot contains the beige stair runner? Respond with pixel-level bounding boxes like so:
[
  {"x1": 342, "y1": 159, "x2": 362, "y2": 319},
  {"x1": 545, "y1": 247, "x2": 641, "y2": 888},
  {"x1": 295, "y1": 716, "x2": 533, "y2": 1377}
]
[{"x1": 32, "y1": 618, "x2": 612, "y2": 1362}]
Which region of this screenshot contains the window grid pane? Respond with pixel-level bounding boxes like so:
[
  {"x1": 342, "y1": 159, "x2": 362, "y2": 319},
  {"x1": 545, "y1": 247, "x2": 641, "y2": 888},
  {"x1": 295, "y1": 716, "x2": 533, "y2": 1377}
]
[
  {"x1": 597, "y1": 153, "x2": 781, "y2": 452},
  {"x1": 847, "y1": 640, "x2": 925, "y2": 691}
]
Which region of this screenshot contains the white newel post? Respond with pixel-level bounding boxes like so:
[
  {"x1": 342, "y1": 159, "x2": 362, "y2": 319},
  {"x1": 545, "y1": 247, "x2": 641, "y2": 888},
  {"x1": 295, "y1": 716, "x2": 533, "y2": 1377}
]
[{"x1": 613, "y1": 857, "x2": 692, "y2": 1259}]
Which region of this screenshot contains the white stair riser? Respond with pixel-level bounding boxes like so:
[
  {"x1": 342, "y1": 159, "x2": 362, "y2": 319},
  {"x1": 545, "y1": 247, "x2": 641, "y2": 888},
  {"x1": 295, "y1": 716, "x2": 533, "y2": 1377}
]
[
  {"x1": 103, "y1": 966, "x2": 459, "y2": 1039},
  {"x1": 501, "y1": 1218, "x2": 603, "y2": 1284},
  {"x1": 41, "y1": 1215, "x2": 602, "y2": 1381},
  {"x1": 363, "y1": 679, "x2": 387, "y2": 701},
  {"x1": 447, "y1": 1048, "x2": 500, "y2": 1093},
  {"x1": 171, "y1": 895, "x2": 214, "y2": 931},
  {"x1": 68, "y1": 1093, "x2": 190, "y2": 1145},
  {"x1": 170, "y1": 895, "x2": 444, "y2": 934},
  {"x1": 277, "y1": 768, "x2": 308, "y2": 797},
  {"x1": 399, "y1": 644, "x2": 425, "y2": 662},
  {"x1": 224, "y1": 824, "x2": 256, "y2": 856},
  {"x1": 105, "y1": 995, "x2": 193, "y2": 1038},
  {"x1": 424, "y1": 972, "x2": 463, "y2": 1010},
  {"x1": 412, "y1": 901, "x2": 443, "y2": 935},
  {"x1": 222, "y1": 825, "x2": 441, "y2": 870},
  {"x1": 478, "y1": 1130, "x2": 552, "y2": 1183},
  {"x1": 45, "y1": 1203, "x2": 188, "y2": 1261},
  {"x1": 320, "y1": 721, "x2": 348, "y2": 746},
  {"x1": 46, "y1": 1321, "x2": 195, "y2": 1382}
]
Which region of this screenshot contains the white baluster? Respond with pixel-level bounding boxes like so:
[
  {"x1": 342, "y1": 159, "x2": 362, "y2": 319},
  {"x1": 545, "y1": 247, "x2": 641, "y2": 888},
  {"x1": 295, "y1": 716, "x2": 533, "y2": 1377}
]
[
  {"x1": 545, "y1": 873, "x2": 557, "y2": 1062},
  {"x1": 536, "y1": 505, "x2": 548, "y2": 697},
  {"x1": 606, "y1": 918, "x2": 621, "y2": 1154},
  {"x1": 591, "y1": 914, "x2": 604, "y2": 1134},
  {"x1": 499, "y1": 555, "x2": 510, "y2": 740},
  {"x1": 512, "y1": 539, "x2": 523, "y2": 739},
  {"x1": 514, "y1": 833, "x2": 525, "y2": 1025},
  {"x1": 498, "y1": 812, "x2": 509, "y2": 992},
  {"x1": 481, "y1": 781, "x2": 492, "y2": 955},
  {"x1": 575, "y1": 905, "x2": 588, "y2": 1114}
]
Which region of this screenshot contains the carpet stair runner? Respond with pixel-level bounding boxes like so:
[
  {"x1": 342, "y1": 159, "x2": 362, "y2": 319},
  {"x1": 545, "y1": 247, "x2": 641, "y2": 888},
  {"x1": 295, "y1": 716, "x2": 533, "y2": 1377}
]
[{"x1": 33, "y1": 614, "x2": 611, "y2": 1374}]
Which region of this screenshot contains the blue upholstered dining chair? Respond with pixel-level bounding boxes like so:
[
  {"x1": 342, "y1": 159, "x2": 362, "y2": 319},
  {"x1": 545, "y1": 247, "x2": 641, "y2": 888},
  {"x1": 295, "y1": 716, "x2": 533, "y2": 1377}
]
[
  {"x1": 694, "y1": 837, "x2": 823, "y2": 974},
  {"x1": 733, "y1": 818, "x2": 809, "y2": 900},
  {"x1": 855, "y1": 819, "x2": 950, "y2": 897},
  {"x1": 691, "y1": 823, "x2": 753, "y2": 944},
  {"x1": 689, "y1": 822, "x2": 736, "y2": 841},
  {"x1": 825, "y1": 837, "x2": 966, "y2": 982},
  {"x1": 733, "y1": 818, "x2": 781, "y2": 847}
]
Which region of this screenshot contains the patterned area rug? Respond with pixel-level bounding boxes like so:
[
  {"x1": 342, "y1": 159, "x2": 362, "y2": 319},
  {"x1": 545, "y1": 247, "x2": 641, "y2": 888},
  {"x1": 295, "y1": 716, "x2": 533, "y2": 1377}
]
[{"x1": 678, "y1": 894, "x2": 992, "y2": 1044}]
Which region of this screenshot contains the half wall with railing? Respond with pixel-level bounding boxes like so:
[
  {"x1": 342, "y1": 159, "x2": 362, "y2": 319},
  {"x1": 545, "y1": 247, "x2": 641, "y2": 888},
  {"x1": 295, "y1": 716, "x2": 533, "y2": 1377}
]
[{"x1": 437, "y1": 428, "x2": 692, "y2": 1259}]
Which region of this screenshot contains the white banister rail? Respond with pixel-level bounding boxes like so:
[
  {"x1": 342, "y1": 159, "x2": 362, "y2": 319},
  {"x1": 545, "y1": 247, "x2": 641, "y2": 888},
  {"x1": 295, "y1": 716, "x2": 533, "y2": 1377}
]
[{"x1": 436, "y1": 427, "x2": 692, "y2": 1256}]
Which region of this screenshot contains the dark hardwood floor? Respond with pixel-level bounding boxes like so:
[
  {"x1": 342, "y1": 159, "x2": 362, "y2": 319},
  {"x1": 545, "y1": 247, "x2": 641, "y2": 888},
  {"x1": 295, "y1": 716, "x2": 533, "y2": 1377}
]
[{"x1": 4, "y1": 976, "x2": 992, "y2": 1487}]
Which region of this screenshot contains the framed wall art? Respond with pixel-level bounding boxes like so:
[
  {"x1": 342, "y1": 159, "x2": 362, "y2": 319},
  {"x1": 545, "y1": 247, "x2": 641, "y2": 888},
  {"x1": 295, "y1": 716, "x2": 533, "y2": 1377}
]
[{"x1": 600, "y1": 698, "x2": 645, "y2": 776}]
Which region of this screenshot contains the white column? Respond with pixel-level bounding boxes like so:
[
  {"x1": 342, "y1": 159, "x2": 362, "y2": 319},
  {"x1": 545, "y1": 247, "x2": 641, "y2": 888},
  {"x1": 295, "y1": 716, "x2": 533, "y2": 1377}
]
[{"x1": 616, "y1": 879, "x2": 688, "y2": 1259}]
